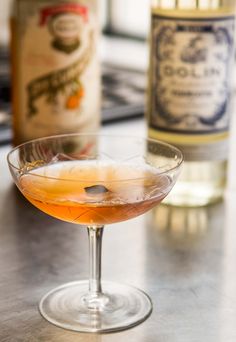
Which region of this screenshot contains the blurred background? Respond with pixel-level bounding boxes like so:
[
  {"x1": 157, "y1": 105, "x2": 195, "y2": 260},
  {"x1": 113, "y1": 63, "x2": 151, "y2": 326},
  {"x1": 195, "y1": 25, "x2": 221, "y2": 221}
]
[
  {"x1": 0, "y1": 0, "x2": 151, "y2": 144},
  {"x1": 1, "y1": 0, "x2": 236, "y2": 191},
  {"x1": 0, "y1": 0, "x2": 150, "y2": 46}
]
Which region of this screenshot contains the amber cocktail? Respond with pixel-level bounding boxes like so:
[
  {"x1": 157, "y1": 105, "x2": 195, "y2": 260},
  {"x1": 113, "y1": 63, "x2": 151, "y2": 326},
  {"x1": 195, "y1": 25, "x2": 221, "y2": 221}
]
[
  {"x1": 7, "y1": 134, "x2": 183, "y2": 333},
  {"x1": 20, "y1": 160, "x2": 172, "y2": 225}
]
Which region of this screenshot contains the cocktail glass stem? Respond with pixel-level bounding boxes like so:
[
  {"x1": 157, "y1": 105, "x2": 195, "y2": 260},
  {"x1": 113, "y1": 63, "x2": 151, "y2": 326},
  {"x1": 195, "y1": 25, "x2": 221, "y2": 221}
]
[{"x1": 83, "y1": 226, "x2": 107, "y2": 310}]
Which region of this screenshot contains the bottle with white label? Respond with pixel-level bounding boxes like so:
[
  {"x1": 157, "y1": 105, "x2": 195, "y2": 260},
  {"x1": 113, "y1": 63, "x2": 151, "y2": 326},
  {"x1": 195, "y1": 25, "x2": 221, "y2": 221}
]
[
  {"x1": 147, "y1": 0, "x2": 235, "y2": 206},
  {"x1": 11, "y1": 0, "x2": 100, "y2": 145}
]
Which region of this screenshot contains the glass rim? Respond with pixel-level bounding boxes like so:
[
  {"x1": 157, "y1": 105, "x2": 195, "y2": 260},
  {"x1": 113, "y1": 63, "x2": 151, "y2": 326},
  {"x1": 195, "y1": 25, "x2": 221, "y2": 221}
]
[{"x1": 7, "y1": 133, "x2": 184, "y2": 182}]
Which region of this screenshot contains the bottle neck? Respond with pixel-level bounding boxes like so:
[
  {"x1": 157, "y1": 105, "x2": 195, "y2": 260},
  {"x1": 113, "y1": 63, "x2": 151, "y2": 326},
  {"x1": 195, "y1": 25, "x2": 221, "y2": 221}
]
[{"x1": 152, "y1": 0, "x2": 235, "y2": 11}]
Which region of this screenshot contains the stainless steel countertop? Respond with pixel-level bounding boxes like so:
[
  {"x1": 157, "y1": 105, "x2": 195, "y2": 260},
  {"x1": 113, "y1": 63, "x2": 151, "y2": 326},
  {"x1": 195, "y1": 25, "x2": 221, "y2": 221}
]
[{"x1": 1, "y1": 119, "x2": 236, "y2": 342}]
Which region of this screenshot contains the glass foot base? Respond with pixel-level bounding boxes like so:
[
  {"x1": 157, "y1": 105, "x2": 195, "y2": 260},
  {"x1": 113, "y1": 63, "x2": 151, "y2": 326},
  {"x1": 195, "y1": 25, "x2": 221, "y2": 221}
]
[{"x1": 39, "y1": 280, "x2": 152, "y2": 333}]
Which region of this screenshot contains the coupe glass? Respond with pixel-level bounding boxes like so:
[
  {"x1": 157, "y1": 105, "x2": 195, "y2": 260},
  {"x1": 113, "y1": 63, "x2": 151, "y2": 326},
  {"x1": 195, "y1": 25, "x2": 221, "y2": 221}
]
[{"x1": 7, "y1": 134, "x2": 183, "y2": 333}]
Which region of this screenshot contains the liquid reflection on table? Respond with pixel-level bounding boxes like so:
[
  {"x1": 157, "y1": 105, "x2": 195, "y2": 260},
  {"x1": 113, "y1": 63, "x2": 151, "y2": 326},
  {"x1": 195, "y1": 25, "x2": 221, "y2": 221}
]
[
  {"x1": 151, "y1": 204, "x2": 211, "y2": 237},
  {"x1": 144, "y1": 199, "x2": 236, "y2": 342}
]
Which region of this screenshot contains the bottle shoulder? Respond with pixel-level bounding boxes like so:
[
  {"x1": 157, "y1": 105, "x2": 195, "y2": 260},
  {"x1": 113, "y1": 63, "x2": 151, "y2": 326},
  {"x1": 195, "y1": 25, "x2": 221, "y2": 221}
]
[{"x1": 151, "y1": 7, "x2": 235, "y2": 19}]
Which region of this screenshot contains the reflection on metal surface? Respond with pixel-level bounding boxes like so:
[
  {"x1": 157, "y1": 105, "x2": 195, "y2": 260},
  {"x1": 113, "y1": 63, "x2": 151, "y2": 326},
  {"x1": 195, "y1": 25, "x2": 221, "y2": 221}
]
[
  {"x1": 150, "y1": 204, "x2": 209, "y2": 237},
  {"x1": 220, "y1": 195, "x2": 236, "y2": 341},
  {"x1": 143, "y1": 202, "x2": 227, "y2": 342}
]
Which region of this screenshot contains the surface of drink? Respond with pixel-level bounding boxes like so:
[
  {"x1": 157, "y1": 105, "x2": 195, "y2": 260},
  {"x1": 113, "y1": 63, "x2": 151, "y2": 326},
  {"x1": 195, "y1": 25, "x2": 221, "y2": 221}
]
[
  {"x1": 19, "y1": 160, "x2": 172, "y2": 225},
  {"x1": 147, "y1": 0, "x2": 235, "y2": 206},
  {"x1": 11, "y1": 0, "x2": 100, "y2": 145}
]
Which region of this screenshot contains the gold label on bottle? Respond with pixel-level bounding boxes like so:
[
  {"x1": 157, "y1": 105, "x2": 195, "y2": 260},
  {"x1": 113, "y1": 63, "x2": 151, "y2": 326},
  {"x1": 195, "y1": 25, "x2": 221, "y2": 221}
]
[
  {"x1": 13, "y1": 1, "x2": 100, "y2": 143},
  {"x1": 149, "y1": 13, "x2": 235, "y2": 160}
]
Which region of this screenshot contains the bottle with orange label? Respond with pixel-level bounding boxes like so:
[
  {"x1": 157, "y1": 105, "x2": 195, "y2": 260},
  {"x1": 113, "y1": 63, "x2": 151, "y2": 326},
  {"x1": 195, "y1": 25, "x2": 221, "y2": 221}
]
[{"x1": 11, "y1": 0, "x2": 100, "y2": 145}]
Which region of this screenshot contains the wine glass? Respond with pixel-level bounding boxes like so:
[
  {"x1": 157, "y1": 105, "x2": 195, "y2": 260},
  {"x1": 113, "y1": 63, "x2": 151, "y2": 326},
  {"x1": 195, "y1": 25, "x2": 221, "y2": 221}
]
[{"x1": 7, "y1": 134, "x2": 183, "y2": 333}]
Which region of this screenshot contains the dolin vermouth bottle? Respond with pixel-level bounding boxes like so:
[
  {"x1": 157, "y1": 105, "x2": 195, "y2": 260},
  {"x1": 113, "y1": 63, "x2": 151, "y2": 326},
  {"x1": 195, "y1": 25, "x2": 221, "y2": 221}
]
[
  {"x1": 147, "y1": 0, "x2": 235, "y2": 206},
  {"x1": 11, "y1": 0, "x2": 100, "y2": 145}
]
